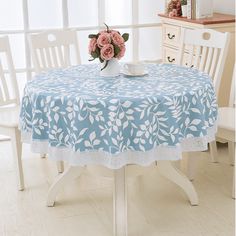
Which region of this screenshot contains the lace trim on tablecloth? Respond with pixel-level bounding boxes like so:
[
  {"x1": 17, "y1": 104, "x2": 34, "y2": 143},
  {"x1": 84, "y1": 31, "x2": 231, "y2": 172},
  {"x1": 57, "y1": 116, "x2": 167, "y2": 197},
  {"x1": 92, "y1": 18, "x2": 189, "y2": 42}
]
[{"x1": 20, "y1": 124, "x2": 217, "y2": 169}]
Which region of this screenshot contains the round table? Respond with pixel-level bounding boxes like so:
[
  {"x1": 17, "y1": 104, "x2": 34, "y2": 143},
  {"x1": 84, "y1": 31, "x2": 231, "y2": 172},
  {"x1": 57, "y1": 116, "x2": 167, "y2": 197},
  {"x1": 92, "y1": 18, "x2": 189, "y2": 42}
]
[
  {"x1": 20, "y1": 63, "x2": 217, "y2": 167},
  {"x1": 20, "y1": 63, "x2": 217, "y2": 236}
]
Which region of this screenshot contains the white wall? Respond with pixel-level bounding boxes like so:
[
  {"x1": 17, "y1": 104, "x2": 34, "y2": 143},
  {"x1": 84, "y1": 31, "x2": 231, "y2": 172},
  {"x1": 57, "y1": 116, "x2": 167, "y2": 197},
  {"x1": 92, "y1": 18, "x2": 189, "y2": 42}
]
[{"x1": 213, "y1": 0, "x2": 235, "y2": 15}]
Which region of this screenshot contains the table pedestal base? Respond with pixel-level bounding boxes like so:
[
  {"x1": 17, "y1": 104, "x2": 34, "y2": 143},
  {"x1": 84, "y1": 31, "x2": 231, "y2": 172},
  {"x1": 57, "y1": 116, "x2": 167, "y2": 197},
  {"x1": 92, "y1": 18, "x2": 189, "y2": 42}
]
[
  {"x1": 47, "y1": 166, "x2": 84, "y2": 207},
  {"x1": 46, "y1": 161, "x2": 198, "y2": 235},
  {"x1": 157, "y1": 161, "x2": 198, "y2": 206}
]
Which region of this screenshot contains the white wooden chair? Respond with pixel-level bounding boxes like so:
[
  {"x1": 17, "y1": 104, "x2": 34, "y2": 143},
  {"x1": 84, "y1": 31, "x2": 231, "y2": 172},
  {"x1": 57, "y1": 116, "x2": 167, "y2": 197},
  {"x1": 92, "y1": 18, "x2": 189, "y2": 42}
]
[
  {"x1": 29, "y1": 30, "x2": 81, "y2": 172},
  {"x1": 29, "y1": 30, "x2": 81, "y2": 74},
  {"x1": 176, "y1": 29, "x2": 231, "y2": 180},
  {"x1": 0, "y1": 36, "x2": 24, "y2": 190}
]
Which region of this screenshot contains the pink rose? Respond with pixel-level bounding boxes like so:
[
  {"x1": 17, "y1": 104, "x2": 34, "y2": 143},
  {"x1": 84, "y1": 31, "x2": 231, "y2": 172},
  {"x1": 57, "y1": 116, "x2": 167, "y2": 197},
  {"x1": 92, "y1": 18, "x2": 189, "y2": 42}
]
[
  {"x1": 100, "y1": 44, "x2": 114, "y2": 61},
  {"x1": 97, "y1": 32, "x2": 111, "y2": 48},
  {"x1": 172, "y1": 9, "x2": 177, "y2": 16},
  {"x1": 111, "y1": 31, "x2": 124, "y2": 45},
  {"x1": 88, "y1": 38, "x2": 97, "y2": 54},
  {"x1": 116, "y1": 44, "x2": 126, "y2": 59}
]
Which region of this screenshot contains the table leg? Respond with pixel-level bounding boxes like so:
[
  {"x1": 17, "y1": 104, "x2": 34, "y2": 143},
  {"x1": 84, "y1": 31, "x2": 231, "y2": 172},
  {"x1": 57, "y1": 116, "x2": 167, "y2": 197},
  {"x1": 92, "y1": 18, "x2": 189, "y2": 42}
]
[
  {"x1": 113, "y1": 167, "x2": 127, "y2": 236},
  {"x1": 47, "y1": 166, "x2": 83, "y2": 207},
  {"x1": 157, "y1": 160, "x2": 198, "y2": 206}
]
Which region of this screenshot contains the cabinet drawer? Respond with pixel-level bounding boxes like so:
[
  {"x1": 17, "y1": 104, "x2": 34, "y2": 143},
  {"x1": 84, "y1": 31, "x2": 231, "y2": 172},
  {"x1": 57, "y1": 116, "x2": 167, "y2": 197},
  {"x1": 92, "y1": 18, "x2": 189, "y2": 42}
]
[
  {"x1": 163, "y1": 47, "x2": 178, "y2": 64},
  {"x1": 163, "y1": 47, "x2": 196, "y2": 67},
  {"x1": 163, "y1": 24, "x2": 181, "y2": 47}
]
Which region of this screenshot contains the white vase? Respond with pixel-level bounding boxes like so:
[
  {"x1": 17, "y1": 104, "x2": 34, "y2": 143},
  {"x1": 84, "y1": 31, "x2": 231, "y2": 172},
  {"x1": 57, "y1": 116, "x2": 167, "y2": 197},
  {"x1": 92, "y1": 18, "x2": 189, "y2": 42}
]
[
  {"x1": 100, "y1": 58, "x2": 120, "y2": 77},
  {"x1": 181, "y1": 5, "x2": 187, "y2": 17}
]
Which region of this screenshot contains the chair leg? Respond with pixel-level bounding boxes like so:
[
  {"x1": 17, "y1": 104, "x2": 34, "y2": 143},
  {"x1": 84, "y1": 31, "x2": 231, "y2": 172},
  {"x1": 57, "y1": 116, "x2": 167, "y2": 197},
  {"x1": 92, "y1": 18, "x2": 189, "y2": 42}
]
[
  {"x1": 231, "y1": 143, "x2": 235, "y2": 199},
  {"x1": 57, "y1": 161, "x2": 64, "y2": 173},
  {"x1": 232, "y1": 166, "x2": 235, "y2": 199},
  {"x1": 10, "y1": 128, "x2": 24, "y2": 191},
  {"x1": 228, "y1": 142, "x2": 235, "y2": 166},
  {"x1": 209, "y1": 141, "x2": 218, "y2": 163}
]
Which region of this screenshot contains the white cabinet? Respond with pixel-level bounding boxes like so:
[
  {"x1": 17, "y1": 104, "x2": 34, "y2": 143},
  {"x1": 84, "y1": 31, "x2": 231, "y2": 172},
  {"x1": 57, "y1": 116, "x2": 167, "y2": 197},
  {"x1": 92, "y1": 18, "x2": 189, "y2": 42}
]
[{"x1": 159, "y1": 13, "x2": 235, "y2": 107}]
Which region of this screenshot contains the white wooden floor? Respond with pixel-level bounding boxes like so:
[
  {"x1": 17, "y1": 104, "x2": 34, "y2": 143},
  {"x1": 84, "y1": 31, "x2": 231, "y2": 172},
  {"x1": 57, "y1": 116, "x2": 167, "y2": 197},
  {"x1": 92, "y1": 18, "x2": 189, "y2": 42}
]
[{"x1": 0, "y1": 141, "x2": 234, "y2": 236}]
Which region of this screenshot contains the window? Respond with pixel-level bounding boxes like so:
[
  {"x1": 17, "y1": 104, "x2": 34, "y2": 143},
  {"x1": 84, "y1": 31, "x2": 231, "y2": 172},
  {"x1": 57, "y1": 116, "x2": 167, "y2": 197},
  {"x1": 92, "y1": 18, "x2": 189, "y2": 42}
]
[{"x1": 0, "y1": 0, "x2": 164, "y2": 94}]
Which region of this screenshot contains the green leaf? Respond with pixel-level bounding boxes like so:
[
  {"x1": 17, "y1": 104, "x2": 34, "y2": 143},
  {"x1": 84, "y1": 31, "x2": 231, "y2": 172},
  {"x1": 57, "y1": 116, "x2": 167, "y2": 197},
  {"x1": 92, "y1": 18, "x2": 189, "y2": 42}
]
[
  {"x1": 91, "y1": 51, "x2": 98, "y2": 58},
  {"x1": 95, "y1": 47, "x2": 100, "y2": 55},
  {"x1": 99, "y1": 57, "x2": 104, "y2": 63},
  {"x1": 88, "y1": 34, "x2": 98, "y2": 39},
  {"x1": 114, "y1": 45, "x2": 121, "y2": 56},
  {"x1": 122, "y1": 33, "x2": 129, "y2": 42},
  {"x1": 101, "y1": 60, "x2": 108, "y2": 71},
  {"x1": 104, "y1": 23, "x2": 110, "y2": 32}
]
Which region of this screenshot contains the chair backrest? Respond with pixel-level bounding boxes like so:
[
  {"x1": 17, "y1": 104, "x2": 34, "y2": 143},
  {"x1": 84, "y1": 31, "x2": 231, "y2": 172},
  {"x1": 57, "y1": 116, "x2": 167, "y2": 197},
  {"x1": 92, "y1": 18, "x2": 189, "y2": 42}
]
[
  {"x1": 29, "y1": 30, "x2": 81, "y2": 74},
  {"x1": 229, "y1": 63, "x2": 235, "y2": 107},
  {"x1": 177, "y1": 29, "x2": 230, "y2": 97},
  {"x1": 0, "y1": 36, "x2": 19, "y2": 106}
]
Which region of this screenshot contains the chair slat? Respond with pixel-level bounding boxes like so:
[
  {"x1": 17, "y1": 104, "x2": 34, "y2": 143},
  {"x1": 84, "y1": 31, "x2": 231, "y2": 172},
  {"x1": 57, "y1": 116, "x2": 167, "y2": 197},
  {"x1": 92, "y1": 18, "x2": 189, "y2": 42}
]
[
  {"x1": 0, "y1": 64, "x2": 5, "y2": 102},
  {"x1": 209, "y1": 48, "x2": 219, "y2": 77},
  {"x1": 204, "y1": 47, "x2": 213, "y2": 74},
  {"x1": 57, "y1": 46, "x2": 65, "y2": 67},
  {"x1": 39, "y1": 48, "x2": 47, "y2": 69},
  {"x1": 193, "y1": 46, "x2": 201, "y2": 68},
  {"x1": 51, "y1": 47, "x2": 59, "y2": 68},
  {"x1": 199, "y1": 46, "x2": 207, "y2": 71},
  {"x1": 187, "y1": 45, "x2": 194, "y2": 67},
  {"x1": 0, "y1": 61, "x2": 10, "y2": 102},
  {"x1": 0, "y1": 86, "x2": 4, "y2": 102},
  {"x1": 33, "y1": 49, "x2": 42, "y2": 73},
  {"x1": 45, "y1": 48, "x2": 53, "y2": 68},
  {"x1": 64, "y1": 45, "x2": 70, "y2": 67}
]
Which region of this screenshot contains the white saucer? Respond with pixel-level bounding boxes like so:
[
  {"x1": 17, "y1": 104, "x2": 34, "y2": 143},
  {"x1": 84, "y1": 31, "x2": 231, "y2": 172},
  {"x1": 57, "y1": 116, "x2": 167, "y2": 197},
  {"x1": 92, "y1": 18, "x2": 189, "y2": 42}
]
[{"x1": 121, "y1": 70, "x2": 148, "y2": 77}]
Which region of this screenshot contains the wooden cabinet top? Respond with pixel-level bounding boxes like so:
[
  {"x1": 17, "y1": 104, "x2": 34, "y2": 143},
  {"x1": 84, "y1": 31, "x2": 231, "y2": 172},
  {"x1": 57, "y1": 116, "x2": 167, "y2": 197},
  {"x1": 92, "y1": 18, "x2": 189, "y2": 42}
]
[{"x1": 158, "y1": 13, "x2": 235, "y2": 25}]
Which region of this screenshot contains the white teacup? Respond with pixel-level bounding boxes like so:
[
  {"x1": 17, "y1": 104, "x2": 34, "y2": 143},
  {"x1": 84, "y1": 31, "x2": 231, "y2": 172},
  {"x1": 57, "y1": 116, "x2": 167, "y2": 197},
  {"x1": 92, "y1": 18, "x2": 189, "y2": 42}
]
[{"x1": 124, "y1": 62, "x2": 145, "y2": 75}]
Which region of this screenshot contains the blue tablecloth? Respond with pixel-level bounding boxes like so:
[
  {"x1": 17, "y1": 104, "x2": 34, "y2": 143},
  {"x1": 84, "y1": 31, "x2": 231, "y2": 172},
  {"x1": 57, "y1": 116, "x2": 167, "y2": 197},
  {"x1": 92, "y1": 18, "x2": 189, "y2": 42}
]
[{"x1": 19, "y1": 64, "x2": 217, "y2": 168}]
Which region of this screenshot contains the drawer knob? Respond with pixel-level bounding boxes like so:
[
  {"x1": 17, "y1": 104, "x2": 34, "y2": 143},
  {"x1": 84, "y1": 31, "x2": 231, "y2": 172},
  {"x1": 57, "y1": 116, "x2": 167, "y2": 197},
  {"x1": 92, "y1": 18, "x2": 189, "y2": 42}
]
[
  {"x1": 185, "y1": 63, "x2": 194, "y2": 68},
  {"x1": 167, "y1": 33, "x2": 175, "y2": 40},
  {"x1": 167, "y1": 56, "x2": 175, "y2": 63}
]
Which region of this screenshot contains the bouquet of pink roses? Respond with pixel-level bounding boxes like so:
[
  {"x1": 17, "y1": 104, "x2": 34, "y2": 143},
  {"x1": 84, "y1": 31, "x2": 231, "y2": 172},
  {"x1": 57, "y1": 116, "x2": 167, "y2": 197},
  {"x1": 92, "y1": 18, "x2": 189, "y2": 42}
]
[{"x1": 88, "y1": 24, "x2": 129, "y2": 70}]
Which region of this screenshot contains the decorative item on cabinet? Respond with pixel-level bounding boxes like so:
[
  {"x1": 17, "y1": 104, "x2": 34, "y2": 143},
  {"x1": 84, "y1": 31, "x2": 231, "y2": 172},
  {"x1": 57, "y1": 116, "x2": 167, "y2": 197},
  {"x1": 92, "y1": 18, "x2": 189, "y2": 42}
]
[
  {"x1": 166, "y1": 0, "x2": 182, "y2": 17},
  {"x1": 195, "y1": 0, "x2": 213, "y2": 19},
  {"x1": 186, "y1": 0, "x2": 213, "y2": 20}
]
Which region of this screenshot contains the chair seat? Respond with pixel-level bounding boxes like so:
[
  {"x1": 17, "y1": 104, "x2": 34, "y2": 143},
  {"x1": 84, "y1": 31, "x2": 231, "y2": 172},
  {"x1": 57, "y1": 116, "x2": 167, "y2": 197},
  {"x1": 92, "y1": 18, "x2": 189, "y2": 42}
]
[
  {"x1": 0, "y1": 105, "x2": 20, "y2": 128},
  {"x1": 218, "y1": 107, "x2": 235, "y2": 131}
]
